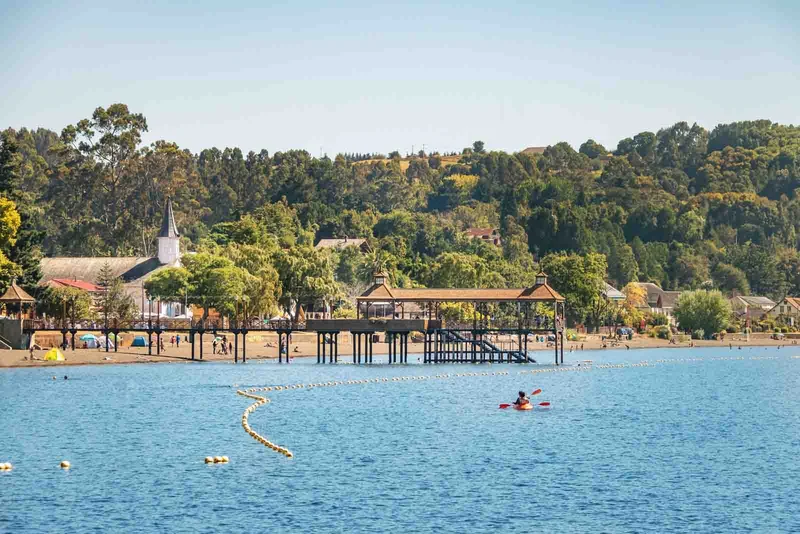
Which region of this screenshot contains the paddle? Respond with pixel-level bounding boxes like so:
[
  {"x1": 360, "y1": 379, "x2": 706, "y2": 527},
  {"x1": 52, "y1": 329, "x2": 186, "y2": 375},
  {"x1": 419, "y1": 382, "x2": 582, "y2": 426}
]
[
  {"x1": 531, "y1": 388, "x2": 542, "y2": 396},
  {"x1": 499, "y1": 401, "x2": 550, "y2": 409}
]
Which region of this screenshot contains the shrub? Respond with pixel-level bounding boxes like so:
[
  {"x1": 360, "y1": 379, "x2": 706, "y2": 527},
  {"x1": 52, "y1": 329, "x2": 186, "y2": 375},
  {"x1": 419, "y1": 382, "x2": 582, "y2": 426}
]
[
  {"x1": 678, "y1": 334, "x2": 690, "y2": 343},
  {"x1": 332, "y1": 306, "x2": 356, "y2": 319},
  {"x1": 654, "y1": 325, "x2": 671, "y2": 339},
  {"x1": 674, "y1": 290, "x2": 731, "y2": 335},
  {"x1": 650, "y1": 313, "x2": 670, "y2": 326},
  {"x1": 691, "y1": 329, "x2": 705, "y2": 340},
  {"x1": 726, "y1": 326, "x2": 738, "y2": 333}
]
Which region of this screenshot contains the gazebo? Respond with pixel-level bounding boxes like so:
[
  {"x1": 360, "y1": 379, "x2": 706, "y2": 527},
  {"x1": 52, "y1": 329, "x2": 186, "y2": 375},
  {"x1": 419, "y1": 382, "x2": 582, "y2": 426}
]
[
  {"x1": 0, "y1": 281, "x2": 35, "y2": 319},
  {"x1": 356, "y1": 270, "x2": 565, "y2": 329}
]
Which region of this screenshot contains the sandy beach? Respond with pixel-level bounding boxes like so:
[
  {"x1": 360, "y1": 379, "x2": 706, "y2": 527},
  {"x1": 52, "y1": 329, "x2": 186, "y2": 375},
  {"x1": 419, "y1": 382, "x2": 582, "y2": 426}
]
[{"x1": 0, "y1": 330, "x2": 795, "y2": 368}]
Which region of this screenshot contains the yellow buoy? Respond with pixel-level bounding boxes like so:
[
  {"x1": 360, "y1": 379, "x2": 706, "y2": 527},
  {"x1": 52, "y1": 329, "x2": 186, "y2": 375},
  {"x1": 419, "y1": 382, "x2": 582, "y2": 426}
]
[
  {"x1": 60, "y1": 460, "x2": 71, "y2": 469},
  {"x1": 221, "y1": 456, "x2": 229, "y2": 463},
  {"x1": 213, "y1": 456, "x2": 223, "y2": 463},
  {"x1": 204, "y1": 456, "x2": 214, "y2": 464}
]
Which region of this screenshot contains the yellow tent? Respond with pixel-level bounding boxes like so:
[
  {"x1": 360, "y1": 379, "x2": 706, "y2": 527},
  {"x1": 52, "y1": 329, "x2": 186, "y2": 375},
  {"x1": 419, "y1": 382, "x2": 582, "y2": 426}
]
[{"x1": 44, "y1": 348, "x2": 65, "y2": 361}]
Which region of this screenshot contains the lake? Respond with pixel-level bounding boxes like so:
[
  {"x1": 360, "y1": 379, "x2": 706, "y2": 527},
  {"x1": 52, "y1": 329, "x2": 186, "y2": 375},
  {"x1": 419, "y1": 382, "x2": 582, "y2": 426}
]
[{"x1": 2, "y1": 346, "x2": 799, "y2": 533}]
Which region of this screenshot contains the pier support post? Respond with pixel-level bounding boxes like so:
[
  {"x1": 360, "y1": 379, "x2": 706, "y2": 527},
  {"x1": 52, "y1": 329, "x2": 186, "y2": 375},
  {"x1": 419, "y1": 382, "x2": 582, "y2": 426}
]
[
  {"x1": 234, "y1": 330, "x2": 239, "y2": 364},
  {"x1": 191, "y1": 331, "x2": 195, "y2": 360},
  {"x1": 560, "y1": 330, "x2": 564, "y2": 365},
  {"x1": 554, "y1": 328, "x2": 558, "y2": 366},
  {"x1": 199, "y1": 331, "x2": 204, "y2": 360},
  {"x1": 148, "y1": 330, "x2": 153, "y2": 355},
  {"x1": 241, "y1": 330, "x2": 247, "y2": 363}
]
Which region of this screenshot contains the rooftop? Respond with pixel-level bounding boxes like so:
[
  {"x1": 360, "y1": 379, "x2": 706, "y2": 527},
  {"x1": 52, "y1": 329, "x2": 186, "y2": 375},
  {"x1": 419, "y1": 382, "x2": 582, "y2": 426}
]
[
  {"x1": 40, "y1": 257, "x2": 166, "y2": 286},
  {"x1": 158, "y1": 198, "x2": 179, "y2": 239},
  {"x1": 602, "y1": 282, "x2": 625, "y2": 301},
  {"x1": 315, "y1": 238, "x2": 368, "y2": 250},
  {"x1": 358, "y1": 277, "x2": 565, "y2": 303},
  {"x1": 45, "y1": 278, "x2": 103, "y2": 292},
  {"x1": 0, "y1": 281, "x2": 35, "y2": 303},
  {"x1": 732, "y1": 295, "x2": 776, "y2": 307},
  {"x1": 464, "y1": 228, "x2": 499, "y2": 238}
]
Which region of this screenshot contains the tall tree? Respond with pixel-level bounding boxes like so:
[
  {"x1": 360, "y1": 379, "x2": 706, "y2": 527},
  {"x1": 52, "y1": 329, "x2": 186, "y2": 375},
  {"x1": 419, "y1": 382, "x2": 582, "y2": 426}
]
[{"x1": 54, "y1": 104, "x2": 147, "y2": 253}]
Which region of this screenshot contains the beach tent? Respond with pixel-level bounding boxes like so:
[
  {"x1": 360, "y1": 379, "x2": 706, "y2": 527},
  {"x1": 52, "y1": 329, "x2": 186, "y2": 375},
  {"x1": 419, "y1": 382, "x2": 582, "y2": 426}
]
[
  {"x1": 44, "y1": 348, "x2": 65, "y2": 361},
  {"x1": 96, "y1": 336, "x2": 115, "y2": 350},
  {"x1": 131, "y1": 335, "x2": 148, "y2": 347},
  {"x1": 108, "y1": 333, "x2": 122, "y2": 342},
  {"x1": 79, "y1": 334, "x2": 100, "y2": 348}
]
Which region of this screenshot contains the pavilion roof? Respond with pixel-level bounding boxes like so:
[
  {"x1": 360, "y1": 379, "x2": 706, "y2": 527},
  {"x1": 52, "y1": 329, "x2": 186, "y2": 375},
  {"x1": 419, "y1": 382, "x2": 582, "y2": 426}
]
[
  {"x1": 357, "y1": 283, "x2": 564, "y2": 303},
  {"x1": 0, "y1": 281, "x2": 35, "y2": 303}
]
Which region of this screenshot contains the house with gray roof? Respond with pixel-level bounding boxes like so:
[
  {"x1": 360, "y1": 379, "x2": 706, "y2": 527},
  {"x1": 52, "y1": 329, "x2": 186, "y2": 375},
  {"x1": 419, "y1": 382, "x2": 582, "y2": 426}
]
[
  {"x1": 601, "y1": 282, "x2": 625, "y2": 302},
  {"x1": 729, "y1": 295, "x2": 776, "y2": 319},
  {"x1": 634, "y1": 282, "x2": 682, "y2": 323},
  {"x1": 39, "y1": 199, "x2": 188, "y2": 320}
]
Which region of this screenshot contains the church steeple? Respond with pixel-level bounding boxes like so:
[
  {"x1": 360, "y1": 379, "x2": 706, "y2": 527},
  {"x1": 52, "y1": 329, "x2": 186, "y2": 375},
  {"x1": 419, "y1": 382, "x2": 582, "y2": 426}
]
[
  {"x1": 159, "y1": 197, "x2": 179, "y2": 239},
  {"x1": 157, "y1": 198, "x2": 181, "y2": 265}
]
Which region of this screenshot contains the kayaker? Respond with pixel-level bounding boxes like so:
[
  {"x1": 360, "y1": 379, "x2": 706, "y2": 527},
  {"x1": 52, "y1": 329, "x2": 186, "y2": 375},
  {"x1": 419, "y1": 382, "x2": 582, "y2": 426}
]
[{"x1": 513, "y1": 391, "x2": 530, "y2": 407}]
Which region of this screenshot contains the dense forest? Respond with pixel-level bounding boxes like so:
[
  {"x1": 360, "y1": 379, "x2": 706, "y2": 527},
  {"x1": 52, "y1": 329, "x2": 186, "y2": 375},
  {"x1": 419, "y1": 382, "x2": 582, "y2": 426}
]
[{"x1": 2, "y1": 104, "x2": 800, "y2": 326}]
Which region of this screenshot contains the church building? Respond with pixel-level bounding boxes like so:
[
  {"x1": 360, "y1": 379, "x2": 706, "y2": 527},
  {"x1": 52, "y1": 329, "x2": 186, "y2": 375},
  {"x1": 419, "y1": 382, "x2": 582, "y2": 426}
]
[{"x1": 39, "y1": 199, "x2": 188, "y2": 320}]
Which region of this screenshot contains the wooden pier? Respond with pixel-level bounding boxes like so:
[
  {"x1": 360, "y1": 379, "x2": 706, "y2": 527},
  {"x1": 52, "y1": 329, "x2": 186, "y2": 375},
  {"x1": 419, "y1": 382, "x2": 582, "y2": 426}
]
[{"x1": 23, "y1": 271, "x2": 567, "y2": 366}]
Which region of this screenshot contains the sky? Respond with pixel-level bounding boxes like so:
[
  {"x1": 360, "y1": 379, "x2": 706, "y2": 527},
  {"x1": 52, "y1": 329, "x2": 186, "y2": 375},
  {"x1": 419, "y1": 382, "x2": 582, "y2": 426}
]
[{"x1": 1, "y1": 0, "x2": 798, "y2": 156}]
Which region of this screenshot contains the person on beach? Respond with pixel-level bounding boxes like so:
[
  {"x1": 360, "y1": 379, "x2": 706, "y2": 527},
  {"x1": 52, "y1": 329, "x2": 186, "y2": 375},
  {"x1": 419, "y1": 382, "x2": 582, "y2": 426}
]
[
  {"x1": 176, "y1": 335, "x2": 181, "y2": 347},
  {"x1": 170, "y1": 336, "x2": 175, "y2": 347},
  {"x1": 212, "y1": 339, "x2": 217, "y2": 354},
  {"x1": 160, "y1": 338, "x2": 165, "y2": 352},
  {"x1": 513, "y1": 391, "x2": 530, "y2": 407}
]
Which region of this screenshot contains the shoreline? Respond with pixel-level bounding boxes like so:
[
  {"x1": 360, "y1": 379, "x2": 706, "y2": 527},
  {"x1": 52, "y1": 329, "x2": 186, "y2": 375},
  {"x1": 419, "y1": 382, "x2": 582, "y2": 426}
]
[{"x1": 1, "y1": 332, "x2": 793, "y2": 369}]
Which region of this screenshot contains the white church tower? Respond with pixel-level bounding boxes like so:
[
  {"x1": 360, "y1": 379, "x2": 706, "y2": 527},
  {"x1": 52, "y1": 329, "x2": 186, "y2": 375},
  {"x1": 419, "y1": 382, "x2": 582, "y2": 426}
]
[{"x1": 157, "y1": 198, "x2": 181, "y2": 265}]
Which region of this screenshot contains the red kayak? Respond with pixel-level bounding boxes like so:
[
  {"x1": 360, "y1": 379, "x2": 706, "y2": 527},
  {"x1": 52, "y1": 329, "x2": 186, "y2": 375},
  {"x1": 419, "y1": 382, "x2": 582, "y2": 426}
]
[{"x1": 513, "y1": 403, "x2": 533, "y2": 411}]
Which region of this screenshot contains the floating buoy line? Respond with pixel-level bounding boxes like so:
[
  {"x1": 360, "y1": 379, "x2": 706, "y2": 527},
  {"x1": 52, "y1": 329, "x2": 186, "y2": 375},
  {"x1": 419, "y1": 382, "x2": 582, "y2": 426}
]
[{"x1": 237, "y1": 352, "x2": 800, "y2": 460}]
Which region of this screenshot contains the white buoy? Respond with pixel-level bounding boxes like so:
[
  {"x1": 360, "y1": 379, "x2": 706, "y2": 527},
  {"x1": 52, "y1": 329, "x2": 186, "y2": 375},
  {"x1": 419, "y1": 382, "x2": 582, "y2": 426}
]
[{"x1": 60, "y1": 460, "x2": 71, "y2": 469}]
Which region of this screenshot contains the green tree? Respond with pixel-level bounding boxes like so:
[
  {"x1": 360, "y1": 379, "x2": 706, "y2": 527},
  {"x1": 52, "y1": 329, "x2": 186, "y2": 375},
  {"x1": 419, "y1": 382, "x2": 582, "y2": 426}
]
[
  {"x1": 541, "y1": 252, "x2": 608, "y2": 325},
  {"x1": 674, "y1": 290, "x2": 731, "y2": 337},
  {"x1": 223, "y1": 243, "x2": 282, "y2": 317},
  {"x1": 429, "y1": 252, "x2": 505, "y2": 288},
  {"x1": 711, "y1": 263, "x2": 750, "y2": 295},
  {"x1": 95, "y1": 262, "x2": 138, "y2": 324},
  {"x1": 38, "y1": 286, "x2": 94, "y2": 322},
  {"x1": 181, "y1": 253, "x2": 248, "y2": 320},
  {"x1": 145, "y1": 267, "x2": 190, "y2": 302},
  {"x1": 55, "y1": 104, "x2": 148, "y2": 253},
  {"x1": 274, "y1": 246, "x2": 339, "y2": 319},
  {"x1": 579, "y1": 139, "x2": 607, "y2": 159}
]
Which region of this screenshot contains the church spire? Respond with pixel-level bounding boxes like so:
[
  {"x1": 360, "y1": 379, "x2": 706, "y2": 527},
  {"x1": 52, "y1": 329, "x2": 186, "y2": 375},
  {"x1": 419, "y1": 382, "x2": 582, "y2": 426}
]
[
  {"x1": 157, "y1": 198, "x2": 181, "y2": 265},
  {"x1": 159, "y1": 197, "x2": 179, "y2": 239}
]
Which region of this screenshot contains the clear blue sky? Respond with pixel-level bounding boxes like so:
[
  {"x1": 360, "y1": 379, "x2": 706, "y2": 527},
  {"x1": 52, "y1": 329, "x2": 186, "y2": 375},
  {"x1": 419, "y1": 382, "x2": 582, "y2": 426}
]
[{"x1": 1, "y1": 0, "x2": 798, "y2": 156}]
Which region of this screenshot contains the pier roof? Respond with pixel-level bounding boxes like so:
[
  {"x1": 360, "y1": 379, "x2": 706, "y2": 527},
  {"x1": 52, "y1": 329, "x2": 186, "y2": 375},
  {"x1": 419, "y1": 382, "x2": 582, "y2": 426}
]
[{"x1": 357, "y1": 282, "x2": 564, "y2": 303}]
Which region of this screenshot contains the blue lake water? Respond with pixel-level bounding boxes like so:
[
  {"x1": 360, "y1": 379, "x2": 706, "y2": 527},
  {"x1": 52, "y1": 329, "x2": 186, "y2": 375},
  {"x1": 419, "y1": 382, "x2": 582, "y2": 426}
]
[{"x1": 2, "y1": 346, "x2": 800, "y2": 533}]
